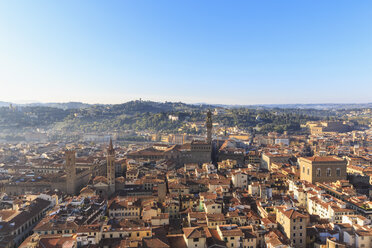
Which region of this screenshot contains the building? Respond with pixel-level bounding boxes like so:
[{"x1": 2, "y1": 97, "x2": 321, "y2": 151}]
[
  {"x1": 206, "y1": 110, "x2": 212, "y2": 144},
  {"x1": 65, "y1": 150, "x2": 77, "y2": 195},
  {"x1": 0, "y1": 198, "x2": 51, "y2": 247},
  {"x1": 127, "y1": 111, "x2": 212, "y2": 165},
  {"x1": 307, "y1": 121, "x2": 352, "y2": 135},
  {"x1": 261, "y1": 152, "x2": 291, "y2": 171},
  {"x1": 276, "y1": 206, "x2": 309, "y2": 248},
  {"x1": 182, "y1": 226, "x2": 207, "y2": 248},
  {"x1": 107, "y1": 139, "x2": 116, "y2": 196},
  {"x1": 216, "y1": 224, "x2": 243, "y2": 248},
  {"x1": 299, "y1": 156, "x2": 347, "y2": 184}
]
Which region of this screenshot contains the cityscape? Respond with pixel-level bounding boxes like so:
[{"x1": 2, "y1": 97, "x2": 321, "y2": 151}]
[
  {"x1": 1, "y1": 1, "x2": 372, "y2": 248},
  {"x1": 0, "y1": 102, "x2": 371, "y2": 248}
]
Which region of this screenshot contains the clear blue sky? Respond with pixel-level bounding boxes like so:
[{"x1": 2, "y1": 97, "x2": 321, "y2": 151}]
[{"x1": 0, "y1": 1, "x2": 371, "y2": 105}]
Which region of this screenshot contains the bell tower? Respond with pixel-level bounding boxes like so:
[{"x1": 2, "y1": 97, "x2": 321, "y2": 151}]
[
  {"x1": 65, "y1": 150, "x2": 76, "y2": 195},
  {"x1": 107, "y1": 138, "x2": 116, "y2": 195},
  {"x1": 206, "y1": 110, "x2": 212, "y2": 144}
]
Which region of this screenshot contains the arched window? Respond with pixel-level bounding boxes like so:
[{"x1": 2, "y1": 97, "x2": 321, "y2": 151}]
[
  {"x1": 336, "y1": 168, "x2": 341, "y2": 177},
  {"x1": 316, "y1": 168, "x2": 321, "y2": 177},
  {"x1": 326, "y1": 168, "x2": 331, "y2": 177}
]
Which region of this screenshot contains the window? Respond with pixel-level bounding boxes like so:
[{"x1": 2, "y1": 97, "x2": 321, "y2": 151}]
[
  {"x1": 293, "y1": 226, "x2": 296, "y2": 230},
  {"x1": 336, "y1": 168, "x2": 341, "y2": 176},
  {"x1": 300, "y1": 233, "x2": 302, "y2": 236},
  {"x1": 303, "y1": 166, "x2": 305, "y2": 173},
  {"x1": 193, "y1": 238, "x2": 199, "y2": 242},
  {"x1": 300, "y1": 226, "x2": 302, "y2": 229},
  {"x1": 326, "y1": 168, "x2": 331, "y2": 177},
  {"x1": 300, "y1": 218, "x2": 302, "y2": 222},
  {"x1": 293, "y1": 239, "x2": 296, "y2": 244},
  {"x1": 317, "y1": 168, "x2": 321, "y2": 177},
  {"x1": 307, "y1": 168, "x2": 310, "y2": 175},
  {"x1": 300, "y1": 239, "x2": 302, "y2": 243}
]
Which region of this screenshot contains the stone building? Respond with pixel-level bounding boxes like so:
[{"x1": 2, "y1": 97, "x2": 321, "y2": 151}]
[
  {"x1": 299, "y1": 156, "x2": 347, "y2": 184},
  {"x1": 276, "y1": 206, "x2": 309, "y2": 248},
  {"x1": 106, "y1": 139, "x2": 116, "y2": 196},
  {"x1": 65, "y1": 150, "x2": 77, "y2": 195},
  {"x1": 127, "y1": 111, "x2": 212, "y2": 166}
]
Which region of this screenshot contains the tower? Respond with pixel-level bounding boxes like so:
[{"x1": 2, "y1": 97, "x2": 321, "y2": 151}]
[
  {"x1": 65, "y1": 150, "x2": 76, "y2": 195},
  {"x1": 206, "y1": 110, "x2": 213, "y2": 144},
  {"x1": 107, "y1": 138, "x2": 116, "y2": 195},
  {"x1": 158, "y1": 182, "x2": 167, "y2": 202}
]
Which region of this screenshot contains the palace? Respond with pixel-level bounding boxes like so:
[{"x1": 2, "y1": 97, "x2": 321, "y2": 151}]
[{"x1": 127, "y1": 110, "x2": 213, "y2": 166}]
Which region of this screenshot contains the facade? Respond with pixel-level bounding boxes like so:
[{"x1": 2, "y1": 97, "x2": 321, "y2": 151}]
[
  {"x1": 217, "y1": 225, "x2": 244, "y2": 248},
  {"x1": 261, "y1": 152, "x2": 291, "y2": 171},
  {"x1": 206, "y1": 110, "x2": 212, "y2": 144},
  {"x1": 108, "y1": 198, "x2": 141, "y2": 219},
  {"x1": 126, "y1": 111, "x2": 213, "y2": 165},
  {"x1": 276, "y1": 206, "x2": 309, "y2": 248},
  {"x1": 355, "y1": 229, "x2": 372, "y2": 248},
  {"x1": 65, "y1": 150, "x2": 77, "y2": 195},
  {"x1": 107, "y1": 139, "x2": 116, "y2": 196},
  {"x1": 307, "y1": 121, "x2": 352, "y2": 135},
  {"x1": 231, "y1": 172, "x2": 248, "y2": 189},
  {"x1": 299, "y1": 156, "x2": 347, "y2": 184},
  {"x1": 0, "y1": 199, "x2": 51, "y2": 247},
  {"x1": 183, "y1": 227, "x2": 207, "y2": 248}
]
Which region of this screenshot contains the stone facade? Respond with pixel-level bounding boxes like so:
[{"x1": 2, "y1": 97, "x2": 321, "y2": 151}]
[{"x1": 299, "y1": 156, "x2": 347, "y2": 184}]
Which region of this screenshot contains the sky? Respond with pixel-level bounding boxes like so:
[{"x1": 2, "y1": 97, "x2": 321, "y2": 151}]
[{"x1": 0, "y1": 1, "x2": 371, "y2": 105}]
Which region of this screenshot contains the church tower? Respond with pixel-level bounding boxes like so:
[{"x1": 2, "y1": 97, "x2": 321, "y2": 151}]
[
  {"x1": 65, "y1": 150, "x2": 76, "y2": 195},
  {"x1": 206, "y1": 110, "x2": 213, "y2": 144},
  {"x1": 107, "y1": 138, "x2": 116, "y2": 195}
]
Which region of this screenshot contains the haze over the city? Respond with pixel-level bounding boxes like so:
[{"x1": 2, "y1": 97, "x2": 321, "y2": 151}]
[
  {"x1": 2, "y1": 2, "x2": 372, "y2": 248},
  {"x1": 1, "y1": 0, "x2": 371, "y2": 104}
]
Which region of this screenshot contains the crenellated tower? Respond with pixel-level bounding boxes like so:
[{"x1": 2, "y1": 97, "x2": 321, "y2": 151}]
[
  {"x1": 206, "y1": 110, "x2": 213, "y2": 144},
  {"x1": 107, "y1": 138, "x2": 116, "y2": 195},
  {"x1": 65, "y1": 150, "x2": 76, "y2": 195}
]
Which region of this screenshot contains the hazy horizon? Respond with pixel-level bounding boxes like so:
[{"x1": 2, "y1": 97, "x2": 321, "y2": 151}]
[{"x1": 2, "y1": 98, "x2": 372, "y2": 107}]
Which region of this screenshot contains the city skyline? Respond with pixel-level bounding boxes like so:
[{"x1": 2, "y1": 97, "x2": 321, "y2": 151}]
[{"x1": 1, "y1": 1, "x2": 372, "y2": 104}]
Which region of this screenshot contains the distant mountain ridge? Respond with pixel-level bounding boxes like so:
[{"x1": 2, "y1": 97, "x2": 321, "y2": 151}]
[
  {"x1": 0, "y1": 101, "x2": 91, "y2": 109},
  {"x1": 1, "y1": 99, "x2": 370, "y2": 138},
  {"x1": 194, "y1": 102, "x2": 372, "y2": 110},
  {"x1": 1, "y1": 100, "x2": 371, "y2": 110}
]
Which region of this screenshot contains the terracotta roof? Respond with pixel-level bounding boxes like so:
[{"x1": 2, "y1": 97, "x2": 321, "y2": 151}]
[
  {"x1": 143, "y1": 238, "x2": 170, "y2": 248},
  {"x1": 218, "y1": 225, "x2": 243, "y2": 237},
  {"x1": 277, "y1": 206, "x2": 308, "y2": 219},
  {"x1": 183, "y1": 226, "x2": 207, "y2": 239},
  {"x1": 301, "y1": 156, "x2": 344, "y2": 162},
  {"x1": 207, "y1": 213, "x2": 225, "y2": 222},
  {"x1": 39, "y1": 235, "x2": 76, "y2": 248}
]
